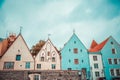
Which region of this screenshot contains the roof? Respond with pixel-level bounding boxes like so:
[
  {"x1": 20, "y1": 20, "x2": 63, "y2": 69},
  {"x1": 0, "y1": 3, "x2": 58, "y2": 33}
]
[
  {"x1": 0, "y1": 34, "x2": 16, "y2": 57},
  {"x1": 90, "y1": 40, "x2": 98, "y2": 49},
  {"x1": 89, "y1": 38, "x2": 109, "y2": 52}
]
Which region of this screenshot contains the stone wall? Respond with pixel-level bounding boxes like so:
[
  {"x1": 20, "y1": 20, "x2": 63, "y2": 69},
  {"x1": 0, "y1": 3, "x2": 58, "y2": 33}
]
[{"x1": 0, "y1": 70, "x2": 81, "y2": 80}]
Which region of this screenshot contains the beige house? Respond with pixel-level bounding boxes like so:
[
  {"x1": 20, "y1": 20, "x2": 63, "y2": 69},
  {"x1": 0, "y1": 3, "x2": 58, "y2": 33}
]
[
  {"x1": 35, "y1": 39, "x2": 61, "y2": 70},
  {"x1": 0, "y1": 34, "x2": 34, "y2": 70}
]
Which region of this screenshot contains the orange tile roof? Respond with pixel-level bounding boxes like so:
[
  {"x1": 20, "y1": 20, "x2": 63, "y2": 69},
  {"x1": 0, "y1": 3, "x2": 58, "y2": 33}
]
[
  {"x1": 89, "y1": 38, "x2": 109, "y2": 52},
  {"x1": 90, "y1": 40, "x2": 98, "y2": 49},
  {"x1": 0, "y1": 34, "x2": 16, "y2": 57}
]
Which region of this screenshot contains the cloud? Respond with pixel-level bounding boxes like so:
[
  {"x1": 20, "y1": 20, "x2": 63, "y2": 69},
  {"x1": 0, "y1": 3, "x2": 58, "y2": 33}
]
[{"x1": 0, "y1": 0, "x2": 120, "y2": 49}]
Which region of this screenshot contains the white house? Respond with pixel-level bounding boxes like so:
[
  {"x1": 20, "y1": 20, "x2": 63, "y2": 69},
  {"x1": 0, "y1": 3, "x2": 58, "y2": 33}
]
[
  {"x1": 35, "y1": 38, "x2": 61, "y2": 70},
  {"x1": 88, "y1": 40, "x2": 105, "y2": 80},
  {"x1": 0, "y1": 34, "x2": 34, "y2": 70}
]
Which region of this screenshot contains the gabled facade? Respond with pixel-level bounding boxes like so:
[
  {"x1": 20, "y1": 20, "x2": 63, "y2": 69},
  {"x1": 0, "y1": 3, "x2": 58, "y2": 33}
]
[
  {"x1": 61, "y1": 33, "x2": 90, "y2": 79},
  {"x1": 35, "y1": 39, "x2": 60, "y2": 70},
  {"x1": 89, "y1": 36, "x2": 120, "y2": 80},
  {"x1": 0, "y1": 34, "x2": 34, "y2": 70}
]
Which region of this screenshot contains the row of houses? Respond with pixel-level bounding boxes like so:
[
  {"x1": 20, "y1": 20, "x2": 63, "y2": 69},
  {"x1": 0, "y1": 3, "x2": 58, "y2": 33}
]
[{"x1": 0, "y1": 32, "x2": 120, "y2": 80}]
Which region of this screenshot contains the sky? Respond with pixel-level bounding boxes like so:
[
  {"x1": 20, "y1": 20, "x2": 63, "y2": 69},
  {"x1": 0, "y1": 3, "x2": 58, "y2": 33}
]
[{"x1": 0, "y1": 0, "x2": 120, "y2": 50}]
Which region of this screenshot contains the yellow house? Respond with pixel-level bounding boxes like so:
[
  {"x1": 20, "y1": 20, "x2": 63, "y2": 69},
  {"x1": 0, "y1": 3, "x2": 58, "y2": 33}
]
[{"x1": 0, "y1": 34, "x2": 34, "y2": 70}]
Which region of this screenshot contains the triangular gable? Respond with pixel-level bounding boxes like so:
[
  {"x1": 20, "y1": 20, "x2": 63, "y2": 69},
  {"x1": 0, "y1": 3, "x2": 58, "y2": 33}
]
[
  {"x1": 1, "y1": 34, "x2": 33, "y2": 59},
  {"x1": 90, "y1": 40, "x2": 98, "y2": 49},
  {"x1": 36, "y1": 38, "x2": 60, "y2": 57},
  {"x1": 61, "y1": 33, "x2": 87, "y2": 51}
]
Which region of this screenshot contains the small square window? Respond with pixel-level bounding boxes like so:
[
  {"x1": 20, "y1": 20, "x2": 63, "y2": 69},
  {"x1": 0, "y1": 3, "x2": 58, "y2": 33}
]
[
  {"x1": 41, "y1": 57, "x2": 44, "y2": 61},
  {"x1": 116, "y1": 69, "x2": 120, "y2": 76},
  {"x1": 68, "y1": 68, "x2": 72, "y2": 70},
  {"x1": 37, "y1": 64, "x2": 41, "y2": 69},
  {"x1": 16, "y1": 55, "x2": 21, "y2": 61},
  {"x1": 74, "y1": 48, "x2": 78, "y2": 53},
  {"x1": 52, "y1": 57, "x2": 55, "y2": 62},
  {"x1": 34, "y1": 75, "x2": 39, "y2": 80},
  {"x1": 93, "y1": 56, "x2": 97, "y2": 61},
  {"x1": 95, "y1": 72, "x2": 100, "y2": 77},
  {"x1": 74, "y1": 59, "x2": 79, "y2": 64},
  {"x1": 114, "y1": 59, "x2": 118, "y2": 64},
  {"x1": 108, "y1": 59, "x2": 112, "y2": 64},
  {"x1": 51, "y1": 64, "x2": 56, "y2": 69},
  {"x1": 25, "y1": 62, "x2": 30, "y2": 69},
  {"x1": 94, "y1": 63, "x2": 99, "y2": 69},
  {"x1": 112, "y1": 48, "x2": 116, "y2": 54},
  {"x1": 110, "y1": 69, "x2": 114, "y2": 76}
]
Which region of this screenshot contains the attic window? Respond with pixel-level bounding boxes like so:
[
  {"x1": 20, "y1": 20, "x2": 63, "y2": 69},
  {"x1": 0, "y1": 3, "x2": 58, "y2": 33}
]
[
  {"x1": 16, "y1": 55, "x2": 21, "y2": 61},
  {"x1": 111, "y1": 42, "x2": 113, "y2": 45},
  {"x1": 74, "y1": 41, "x2": 76, "y2": 44}
]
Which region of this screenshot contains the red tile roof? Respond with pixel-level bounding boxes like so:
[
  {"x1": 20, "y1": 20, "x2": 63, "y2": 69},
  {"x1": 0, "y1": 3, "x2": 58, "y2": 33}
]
[
  {"x1": 0, "y1": 34, "x2": 16, "y2": 56},
  {"x1": 90, "y1": 40, "x2": 98, "y2": 49},
  {"x1": 89, "y1": 38, "x2": 109, "y2": 52}
]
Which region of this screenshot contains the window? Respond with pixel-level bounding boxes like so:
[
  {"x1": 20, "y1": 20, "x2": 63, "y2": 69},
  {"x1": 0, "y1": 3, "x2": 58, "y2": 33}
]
[
  {"x1": 68, "y1": 68, "x2": 72, "y2": 70},
  {"x1": 74, "y1": 59, "x2": 79, "y2": 64},
  {"x1": 41, "y1": 57, "x2": 44, "y2": 61},
  {"x1": 93, "y1": 56, "x2": 97, "y2": 61},
  {"x1": 37, "y1": 64, "x2": 41, "y2": 69},
  {"x1": 108, "y1": 59, "x2": 112, "y2": 64},
  {"x1": 95, "y1": 72, "x2": 100, "y2": 77},
  {"x1": 74, "y1": 41, "x2": 76, "y2": 44},
  {"x1": 34, "y1": 75, "x2": 39, "y2": 80},
  {"x1": 74, "y1": 48, "x2": 78, "y2": 53},
  {"x1": 52, "y1": 57, "x2": 55, "y2": 62},
  {"x1": 51, "y1": 64, "x2": 56, "y2": 69},
  {"x1": 69, "y1": 49, "x2": 71, "y2": 52},
  {"x1": 80, "y1": 49, "x2": 82, "y2": 52},
  {"x1": 119, "y1": 59, "x2": 120, "y2": 64},
  {"x1": 111, "y1": 42, "x2": 113, "y2": 45},
  {"x1": 25, "y1": 62, "x2": 30, "y2": 69},
  {"x1": 16, "y1": 55, "x2": 21, "y2": 61},
  {"x1": 116, "y1": 69, "x2": 120, "y2": 76},
  {"x1": 110, "y1": 69, "x2": 114, "y2": 76},
  {"x1": 4, "y1": 62, "x2": 14, "y2": 69},
  {"x1": 94, "y1": 63, "x2": 99, "y2": 69},
  {"x1": 112, "y1": 48, "x2": 116, "y2": 54},
  {"x1": 114, "y1": 59, "x2": 118, "y2": 64},
  {"x1": 48, "y1": 52, "x2": 50, "y2": 56}
]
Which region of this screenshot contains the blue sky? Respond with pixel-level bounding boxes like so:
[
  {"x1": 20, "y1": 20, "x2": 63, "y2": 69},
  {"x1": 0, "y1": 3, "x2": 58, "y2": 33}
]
[{"x1": 0, "y1": 0, "x2": 120, "y2": 49}]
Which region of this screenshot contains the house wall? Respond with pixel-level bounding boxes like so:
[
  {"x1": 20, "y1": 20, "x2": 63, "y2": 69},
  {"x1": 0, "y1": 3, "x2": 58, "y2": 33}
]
[
  {"x1": 35, "y1": 39, "x2": 61, "y2": 70},
  {"x1": 61, "y1": 33, "x2": 90, "y2": 79},
  {"x1": 0, "y1": 35, "x2": 34, "y2": 70},
  {"x1": 89, "y1": 53, "x2": 104, "y2": 80},
  {"x1": 101, "y1": 37, "x2": 120, "y2": 80}
]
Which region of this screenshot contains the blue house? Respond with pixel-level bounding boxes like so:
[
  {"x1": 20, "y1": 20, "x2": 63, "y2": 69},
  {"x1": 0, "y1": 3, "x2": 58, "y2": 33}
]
[
  {"x1": 89, "y1": 36, "x2": 120, "y2": 80},
  {"x1": 61, "y1": 33, "x2": 90, "y2": 79}
]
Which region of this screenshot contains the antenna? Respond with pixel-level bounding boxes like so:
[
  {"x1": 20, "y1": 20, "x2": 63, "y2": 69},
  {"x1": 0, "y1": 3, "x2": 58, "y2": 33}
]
[
  {"x1": 73, "y1": 29, "x2": 75, "y2": 34},
  {"x1": 20, "y1": 26, "x2": 23, "y2": 34},
  {"x1": 48, "y1": 34, "x2": 51, "y2": 39}
]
